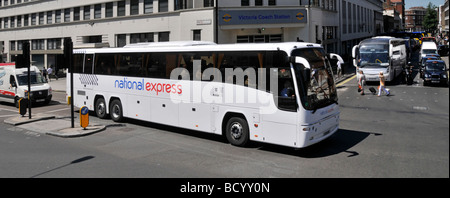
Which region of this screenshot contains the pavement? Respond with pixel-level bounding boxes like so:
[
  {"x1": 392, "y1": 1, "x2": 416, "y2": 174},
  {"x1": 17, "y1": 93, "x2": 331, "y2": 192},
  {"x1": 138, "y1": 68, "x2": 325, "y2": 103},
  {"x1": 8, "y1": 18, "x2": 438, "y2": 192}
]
[
  {"x1": 3, "y1": 65, "x2": 356, "y2": 138},
  {"x1": 3, "y1": 76, "x2": 106, "y2": 138}
]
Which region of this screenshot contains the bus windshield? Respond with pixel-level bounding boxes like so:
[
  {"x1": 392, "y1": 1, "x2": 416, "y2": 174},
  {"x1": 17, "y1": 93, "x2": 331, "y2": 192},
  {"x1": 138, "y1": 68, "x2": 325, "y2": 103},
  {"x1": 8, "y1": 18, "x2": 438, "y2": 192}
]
[
  {"x1": 291, "y1": 48, "x2": 337, "y2": 111},
  {"x1": 16, "y1": 72, "x2": 47, "y2": 86},
  {"x1": 358, "y1": 44, "x2": 389, "y2": 67}
]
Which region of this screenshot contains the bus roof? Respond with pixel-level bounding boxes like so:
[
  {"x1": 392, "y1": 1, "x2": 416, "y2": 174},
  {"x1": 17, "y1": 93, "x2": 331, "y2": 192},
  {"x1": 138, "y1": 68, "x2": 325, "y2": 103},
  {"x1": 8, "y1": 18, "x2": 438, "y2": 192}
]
[
  {"x1": 74, "y1": 42, "x2": 322, "y2": 54},
  {"x1": 360, "y1": 36, "x2": 405, "y2": 45}
]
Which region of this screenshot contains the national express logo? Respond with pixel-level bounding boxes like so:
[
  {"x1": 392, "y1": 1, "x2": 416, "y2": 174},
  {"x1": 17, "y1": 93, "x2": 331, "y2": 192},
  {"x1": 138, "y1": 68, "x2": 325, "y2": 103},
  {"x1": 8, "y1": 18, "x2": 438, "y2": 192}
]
[{"x1": 114, "y1": 78, "x2": 182, "y2": 96}]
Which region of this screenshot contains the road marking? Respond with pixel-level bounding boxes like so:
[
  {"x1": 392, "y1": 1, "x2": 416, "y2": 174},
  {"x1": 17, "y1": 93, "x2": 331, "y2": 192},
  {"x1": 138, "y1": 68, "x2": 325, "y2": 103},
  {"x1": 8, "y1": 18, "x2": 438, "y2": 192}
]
[
  {"x1": 0, "y1": 108, "x2": 18, "y2": 113},
  {"x1": 337, "y1": 74, "x2": 356, "y2": 87}
]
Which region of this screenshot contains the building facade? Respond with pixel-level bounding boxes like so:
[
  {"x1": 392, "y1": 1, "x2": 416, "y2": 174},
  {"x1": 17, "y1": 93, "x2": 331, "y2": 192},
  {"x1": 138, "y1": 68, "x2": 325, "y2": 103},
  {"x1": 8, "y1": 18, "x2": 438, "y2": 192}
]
[
  {"x1": 405, "y1": 6, "x2": 426, "y2": 32},
  {"x1": 1, "y1": 0, "x2": 383, "y2": 69},
  {"x1": 444, "y1": 0, "x2": 449, "y2": 36}
]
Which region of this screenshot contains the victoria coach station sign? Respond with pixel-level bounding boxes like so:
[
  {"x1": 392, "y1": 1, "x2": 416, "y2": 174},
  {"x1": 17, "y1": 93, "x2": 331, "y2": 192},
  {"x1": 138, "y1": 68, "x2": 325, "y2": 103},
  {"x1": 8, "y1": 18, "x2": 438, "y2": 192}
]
[{"x1": 218, "y1": 9, "x2": 307, "y2": 26}]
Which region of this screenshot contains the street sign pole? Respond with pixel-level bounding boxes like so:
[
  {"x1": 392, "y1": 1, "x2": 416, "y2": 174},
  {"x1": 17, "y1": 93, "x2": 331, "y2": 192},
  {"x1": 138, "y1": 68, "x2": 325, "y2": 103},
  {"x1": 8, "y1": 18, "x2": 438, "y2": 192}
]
[
  {"x1": 64, "y1": 38, "x2": 74, "y2": 128},
  {"x1": 22, "y1": 42, "x2": 31, "y2": 119}
]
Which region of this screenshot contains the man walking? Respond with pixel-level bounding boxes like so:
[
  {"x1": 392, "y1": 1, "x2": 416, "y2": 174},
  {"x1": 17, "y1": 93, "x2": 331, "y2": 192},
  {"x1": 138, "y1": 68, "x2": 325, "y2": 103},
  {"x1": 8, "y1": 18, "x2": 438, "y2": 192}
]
[{"x1": 378, "y1": 71, "x2": 390, "y2": 96}]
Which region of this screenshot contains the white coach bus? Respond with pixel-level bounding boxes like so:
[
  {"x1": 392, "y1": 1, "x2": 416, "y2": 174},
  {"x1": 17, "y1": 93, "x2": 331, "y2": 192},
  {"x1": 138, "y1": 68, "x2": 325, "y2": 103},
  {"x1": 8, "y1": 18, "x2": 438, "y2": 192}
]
[
  {"x1": 352, "y1": 36, "x2": 407, "y2": 82},
  {"x1": 67, "y1": 41, "x2": 341, "y2": 148}
]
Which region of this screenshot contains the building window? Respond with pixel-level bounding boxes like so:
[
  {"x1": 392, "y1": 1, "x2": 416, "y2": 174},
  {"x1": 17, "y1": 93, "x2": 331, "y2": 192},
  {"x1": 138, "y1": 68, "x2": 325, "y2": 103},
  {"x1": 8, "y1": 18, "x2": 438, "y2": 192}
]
[
  {"x1": 342, "y1": 1, "x2": 347, "y2": 34},
  {"x1": 204, "y1": 0, "x2": 214, "y2": 7},
  {"x1": 117, "y1": 34, "x2": 126, "y2": 47},
  {"x1": 55, "y1": 10, "x2": 61, "y2": 23},
  {"x1": 241, "y1": 0, "x2": 249, "y2": 6},
  {"x1": 193, "y1": 30, "x2": 201, "y2": 41},
  {"x1": 10, "y1": 16, "x2": 15, "y2": 28},
  {"x1": 269, "y1": 0, "x2": 276, "y2": 6},
  {"x1": 87, "y1": 35, "x2": 102, "y2": 43},
  {"x1": 17, "y1": 15, "x2": 22, "y2": 27},
  {"x1": 117, "y1": 1, "x2": 126, "y2": 16},
  {"x1": 159, "y1": 32, "x2": 170, "y2": 42},
  {"x1": 18, "y1": 40, "x2": 24, "y2": 50},
  {"x1": 255, "y1": 0, "x2": 263, "y2": 6},
  {"x1": 47, "y1": 38, "x2": 62, "y2": 50},
  {"x1": 144, "y1": 0, "x2": 153, "y2": 14},
  {"x1": 131, "y1": 33, "x2": 154, "y2": 43},
  {"x1": 10, "y1": 41, "x2": 15, "y2": 51},
  {"x1": 348, "y1": 3, "x2": 351, "y2": 33},
  {"x1": 31, "y1": 13, "x2": 36, "y2": 25},
  {"x1": 74, "y1": 7, "x2": 80, "y2": 21},
  {"x1": 175, "y1": 0, "x2": 193, "y2": 10},
  {"x1": 84, "y1": 6, "x2": 91, "y2": 20},
  {"x1": 159, "y1": 0, "x2": 168, "y2": 12},
  {"x1": 237, "y1": 34, "x2": 282, "y2": 43},
  {"x1": 47, "y1": 11, "x2": 52, "y2": 24},
  {"x1": 94, "y1": 4, "x2": 102, "y2": 19},
  {"x1": 130, "y1": 0, "x2": 139, "y2": 15},
  {"x1": 32, "y1": 39, "x2": 45, "y2": 50},
  {"x1": 3, "y1": 18, "x2": 8, "y2": 28},
  {"x1": 39, "y1": 12, "x2": 44, "y2": 25},
  {"x1": 64, "y1": 9, "x2": 71, "y2": 22},
  {"x1": 106, "y1": 3, "x2": 113, "y2": 17}
]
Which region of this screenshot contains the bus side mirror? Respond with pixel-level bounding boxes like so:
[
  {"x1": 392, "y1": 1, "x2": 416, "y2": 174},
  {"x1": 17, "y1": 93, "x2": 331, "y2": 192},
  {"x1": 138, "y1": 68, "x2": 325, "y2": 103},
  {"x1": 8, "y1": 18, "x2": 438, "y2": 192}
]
[
  {"x1": 352, "y1": 45, "x2": 359, "y2": 67},
  {"x1": 293, "y1": 57, "x2": 311, "y2": 82}
]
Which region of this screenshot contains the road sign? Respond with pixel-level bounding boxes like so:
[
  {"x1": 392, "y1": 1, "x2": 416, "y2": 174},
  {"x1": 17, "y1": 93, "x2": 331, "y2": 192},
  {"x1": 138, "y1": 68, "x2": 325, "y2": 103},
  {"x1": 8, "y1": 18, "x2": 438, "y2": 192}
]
[
  {"x1": 19, "y1": 98, "x2": 28, "y2": 116},
  {"x1": 80, "y1": 106, "x2": 89, "y2": 129}
]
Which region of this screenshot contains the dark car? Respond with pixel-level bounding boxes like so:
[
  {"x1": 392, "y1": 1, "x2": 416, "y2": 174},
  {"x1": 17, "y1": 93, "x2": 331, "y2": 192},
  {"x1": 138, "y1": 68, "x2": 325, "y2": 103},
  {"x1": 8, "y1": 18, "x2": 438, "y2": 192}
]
[
  {"x1": 422, "y1": 60, "x2": 449, "y2": 86},
  {"x1": 420, "y1": 56, "x2": 441, "y2": 78},
  {"x1": 438, "y1": 45, "x2": 449, "y2": 56}
]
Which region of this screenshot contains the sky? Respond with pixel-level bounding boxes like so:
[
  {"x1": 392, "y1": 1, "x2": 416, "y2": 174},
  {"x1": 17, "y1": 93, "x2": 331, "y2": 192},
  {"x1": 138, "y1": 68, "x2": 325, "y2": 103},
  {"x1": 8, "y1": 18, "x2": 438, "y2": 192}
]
[{"x1": 405, "y1": 0, "x2": 446, "y2": 9}]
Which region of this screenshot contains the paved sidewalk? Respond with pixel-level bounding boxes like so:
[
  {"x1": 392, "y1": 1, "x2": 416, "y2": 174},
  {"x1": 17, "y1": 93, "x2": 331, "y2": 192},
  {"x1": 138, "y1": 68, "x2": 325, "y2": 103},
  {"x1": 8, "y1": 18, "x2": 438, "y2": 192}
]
[{"x1": 4, "y1": 114, "x2": 106, "y2": 138}]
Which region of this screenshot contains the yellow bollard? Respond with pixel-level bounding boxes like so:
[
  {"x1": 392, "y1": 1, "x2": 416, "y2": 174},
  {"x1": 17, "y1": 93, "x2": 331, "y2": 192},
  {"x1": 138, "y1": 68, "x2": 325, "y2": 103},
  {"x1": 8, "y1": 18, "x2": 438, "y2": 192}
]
[{"x1": 80, "y1": 106, "x2": 89, "y2": 129}]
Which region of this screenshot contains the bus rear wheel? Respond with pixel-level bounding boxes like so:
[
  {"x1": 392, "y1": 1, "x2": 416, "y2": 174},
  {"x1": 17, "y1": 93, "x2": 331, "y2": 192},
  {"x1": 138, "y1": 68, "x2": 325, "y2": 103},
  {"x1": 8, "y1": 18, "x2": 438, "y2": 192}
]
[
  {"x1": 225, "y1": 117, "x2": 249, "y2": 147},
  {"x1": 110, "y1": 99, "x2": 124, "y2": 122}
]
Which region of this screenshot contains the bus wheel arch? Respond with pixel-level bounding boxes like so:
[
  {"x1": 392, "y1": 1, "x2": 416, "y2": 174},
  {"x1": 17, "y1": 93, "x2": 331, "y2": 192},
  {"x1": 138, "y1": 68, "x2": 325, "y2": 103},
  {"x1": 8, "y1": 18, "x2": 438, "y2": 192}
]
[
  {"x1": 222, "y1": 112, "x2": 250, "y2": 147},
  {"x1": 94, "y1": 95, "x2": 108, "y2": 119},
  {"x1": 109, "y1": 97, "x2": 124, "y2": 122}
]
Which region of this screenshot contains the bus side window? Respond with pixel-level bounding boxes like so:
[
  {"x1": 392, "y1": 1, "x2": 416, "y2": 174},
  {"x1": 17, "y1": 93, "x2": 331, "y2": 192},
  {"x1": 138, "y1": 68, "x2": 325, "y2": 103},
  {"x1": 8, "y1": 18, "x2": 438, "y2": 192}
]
[{"x1": 84, "y1": 54, "x2": 94, "y2": 74}]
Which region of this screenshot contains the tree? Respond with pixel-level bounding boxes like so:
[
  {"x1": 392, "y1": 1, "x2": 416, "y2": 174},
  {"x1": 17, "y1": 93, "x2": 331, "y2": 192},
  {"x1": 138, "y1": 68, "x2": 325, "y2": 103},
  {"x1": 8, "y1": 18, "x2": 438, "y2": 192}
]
[{"x1": 423, "y1": 2, "x2": 438, "y2": 34}]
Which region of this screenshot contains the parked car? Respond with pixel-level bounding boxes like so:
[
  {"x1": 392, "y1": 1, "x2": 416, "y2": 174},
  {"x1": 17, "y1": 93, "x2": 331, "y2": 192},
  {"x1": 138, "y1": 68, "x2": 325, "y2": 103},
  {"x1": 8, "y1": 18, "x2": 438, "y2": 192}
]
[
  {"x1": 438, "y1": 45, "x2": 449, "y2": 56},
  {"x1": 422, "y1": 60, "x2": 448, "y2": 86},
  {"x1": 420, "y1": 55, "x2": 441, "y2": 78}
]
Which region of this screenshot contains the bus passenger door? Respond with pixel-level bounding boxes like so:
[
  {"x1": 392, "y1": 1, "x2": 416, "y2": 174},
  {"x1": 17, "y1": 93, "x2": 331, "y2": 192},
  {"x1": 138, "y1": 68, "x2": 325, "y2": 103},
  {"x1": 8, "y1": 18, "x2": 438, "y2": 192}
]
[{"x1": 79, "y1": 54, "x2": 97, "y2": 109}]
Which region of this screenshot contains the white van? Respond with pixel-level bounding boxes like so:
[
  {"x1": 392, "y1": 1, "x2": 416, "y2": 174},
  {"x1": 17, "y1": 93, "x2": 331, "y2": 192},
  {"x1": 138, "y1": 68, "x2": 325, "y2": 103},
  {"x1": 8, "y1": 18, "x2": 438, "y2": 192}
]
[
  {"x1": 0, "y1": 63, "x2": 52, "y2": 107},
  {"x1": 419, "y1": 42, "x2": 438, "y2": 62}
]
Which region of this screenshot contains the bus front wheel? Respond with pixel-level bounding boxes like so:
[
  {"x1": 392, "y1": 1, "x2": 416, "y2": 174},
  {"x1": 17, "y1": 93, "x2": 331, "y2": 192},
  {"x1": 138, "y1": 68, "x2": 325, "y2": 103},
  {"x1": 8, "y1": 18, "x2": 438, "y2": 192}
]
[
  {"x1": 225, "y1": 117, "x2": 249, "y2": 147},
  {"x1": 110, "y1": 99, "x2": 124, "y2": 122},
  {"x1": 95, "y1": 98, "x2": 108, "y2": 119}
]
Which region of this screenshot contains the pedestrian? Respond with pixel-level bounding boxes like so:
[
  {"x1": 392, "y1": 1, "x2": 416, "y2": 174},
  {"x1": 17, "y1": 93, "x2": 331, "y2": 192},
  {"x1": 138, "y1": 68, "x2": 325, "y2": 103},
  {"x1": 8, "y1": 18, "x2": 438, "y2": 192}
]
[
  {"x1": 358, "y1": 70, "x2": 366, "y2": 95},
  {"x1": 42, "y1": 68, "x2": 48, "y2": 82},
  {"x1": 336, "y1": 61, "x2": 342, "y2": 79},
  {"x1": 47, "y1": 66, "x2": 53, "y2": 82},
  {"x1": 378, "y1": 71, "x2": 390, "y2": 97}
]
